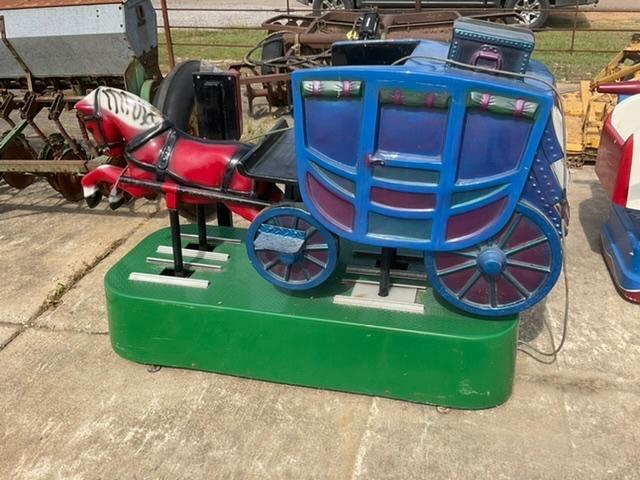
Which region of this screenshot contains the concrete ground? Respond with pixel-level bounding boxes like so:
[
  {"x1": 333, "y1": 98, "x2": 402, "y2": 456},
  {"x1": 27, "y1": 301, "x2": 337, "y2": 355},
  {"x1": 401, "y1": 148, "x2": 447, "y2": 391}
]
[{"x1": 0, "y1": 164, "x2": 639, "y2": 479}]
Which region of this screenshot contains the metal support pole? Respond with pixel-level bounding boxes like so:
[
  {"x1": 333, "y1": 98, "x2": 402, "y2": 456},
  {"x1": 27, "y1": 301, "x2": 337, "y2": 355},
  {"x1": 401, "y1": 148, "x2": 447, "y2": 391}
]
[
  {"x1": 217, "y1": 203, "x2": 233, "y2": 227},
  {"x1": 160, "y1": 0, "x2": 176, "y2": 69},
  {"x1": 169, "y1": 209, "x2": 185, "y2": 276},
  {"x1": 196, "y1": 204, "x2": 208, "y2": 251},
  {"x1": 378, "y1": 247, "x2": 396, "y2": 297}
]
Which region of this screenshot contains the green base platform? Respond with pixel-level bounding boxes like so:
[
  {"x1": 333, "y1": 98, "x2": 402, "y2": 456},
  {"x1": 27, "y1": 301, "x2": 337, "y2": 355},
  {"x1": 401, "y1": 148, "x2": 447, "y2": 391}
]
[{"x1": 105, "y1": 225, "x2": 519, "y2": 409}]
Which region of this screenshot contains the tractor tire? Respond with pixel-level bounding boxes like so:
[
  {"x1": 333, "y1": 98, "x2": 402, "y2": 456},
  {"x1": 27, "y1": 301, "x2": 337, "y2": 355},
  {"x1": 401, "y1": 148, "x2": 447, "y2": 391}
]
[
  {"x1": 504, "y1": 0, "x2": 550, "y2": 30},
  {"x1": 260, "y1": 34, "x2": 289, "y2": 108},
  {"x1": 153, "y1": 60, "x2": 218, "y2": 223}
]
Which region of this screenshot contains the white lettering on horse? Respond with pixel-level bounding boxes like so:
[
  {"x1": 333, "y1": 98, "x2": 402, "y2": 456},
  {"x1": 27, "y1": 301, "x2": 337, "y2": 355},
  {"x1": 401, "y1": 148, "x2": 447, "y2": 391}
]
[{"x1": 98, "y1": 87, "x2": 163, "y2": 129}]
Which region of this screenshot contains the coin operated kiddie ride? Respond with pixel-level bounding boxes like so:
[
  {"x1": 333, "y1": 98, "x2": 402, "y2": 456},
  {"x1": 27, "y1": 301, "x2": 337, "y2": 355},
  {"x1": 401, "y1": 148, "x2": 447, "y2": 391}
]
[
  {"x1": 81, "y1": 20, "x2": 569, "y2": 409},
  {"x1": 594, "y1": 81, "x2": 640, "y2": 303}
]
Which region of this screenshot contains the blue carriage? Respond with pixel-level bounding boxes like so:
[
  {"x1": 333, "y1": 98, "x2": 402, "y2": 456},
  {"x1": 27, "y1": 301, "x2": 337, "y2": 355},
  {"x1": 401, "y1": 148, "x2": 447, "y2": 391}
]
[{"x1": 245, "y1": 33, "x2": 568, "y2": 317}]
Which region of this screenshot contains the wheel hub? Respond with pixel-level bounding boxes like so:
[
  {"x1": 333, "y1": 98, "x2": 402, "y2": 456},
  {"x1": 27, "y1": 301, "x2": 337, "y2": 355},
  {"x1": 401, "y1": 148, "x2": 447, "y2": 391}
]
[{"x1": 477, "y1": 247, "x2": 507, "y2": 278}]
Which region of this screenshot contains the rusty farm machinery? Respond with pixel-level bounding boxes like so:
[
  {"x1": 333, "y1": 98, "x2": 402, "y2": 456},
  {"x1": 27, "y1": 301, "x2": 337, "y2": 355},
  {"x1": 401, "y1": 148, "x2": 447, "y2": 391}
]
[
  {"x1": 0, "y1": 0, "x2": 518, "y2": 202},
  {"x1": 0, "y1": 0, "x2": 161, "y2": 201}
]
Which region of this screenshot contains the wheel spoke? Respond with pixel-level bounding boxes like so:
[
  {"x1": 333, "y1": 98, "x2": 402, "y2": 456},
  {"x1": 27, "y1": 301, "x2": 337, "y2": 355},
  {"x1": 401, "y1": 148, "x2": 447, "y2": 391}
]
[
  {"x1": 263, "y1": 257, "x2": 280, "y2": 271},
  {"x1": 304, "y1": 253, "x2": 327, "y2": 269},
  {"x1": 301, "y1": 267, "x2": 311, "y2": 281},
  {"x1": 498, "y1": 214, "x2": 522, "y2": 248},
  {"x1": 436, "y1": 260, "x2": 476, "y2": 277},
  {"x1": 457, "y1": 271, "x2": 481, "y2": 300},
  {"x1": 505, "y1": 236, "x2": 548, "y2": 256},
  {"x1": 502, "y1": 271, "x2": 530, "y2": 299},
  {"x1": 305, "y1": 226, "x2": 318, "y2": 239},
  {"x1": 490, "y1": 280, "x2": 498, "y2": 308},
  {"x1": 506, "y1": 259, "x2": 551, "y2": 273},
  {"x1": 283, "y1": 264, "x2": 292, "y2": 282},
  {"x1": 304, "y1": 243, "x2": 329, "y2": 251}
]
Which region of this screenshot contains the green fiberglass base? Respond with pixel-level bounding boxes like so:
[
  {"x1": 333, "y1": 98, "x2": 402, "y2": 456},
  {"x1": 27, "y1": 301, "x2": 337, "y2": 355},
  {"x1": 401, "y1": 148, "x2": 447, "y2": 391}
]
[{"x1": 105, "y1": 225, "x2": 519, "y2": 409}]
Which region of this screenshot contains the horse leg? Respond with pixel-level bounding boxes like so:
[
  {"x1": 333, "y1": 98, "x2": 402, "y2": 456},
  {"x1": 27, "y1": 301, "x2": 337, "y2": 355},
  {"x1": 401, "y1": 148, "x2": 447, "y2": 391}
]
[
  {"x1": 196, "y1": 204, "x2": 208, "y2": 251},
  {"x1": 81, "y1": 165, "x2": 123, "y2": 208},
  {"x1": 169, "y1": 209, "x2": 185, "y2": 277}
]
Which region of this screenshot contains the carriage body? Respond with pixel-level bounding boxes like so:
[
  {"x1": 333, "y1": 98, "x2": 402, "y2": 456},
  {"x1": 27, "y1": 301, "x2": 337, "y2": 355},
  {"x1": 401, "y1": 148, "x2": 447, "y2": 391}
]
[
  {"x1": 292, "y1": 41, "x2": 564, "y2": 252},
  {"x1": 246, "y1": 39, "x2": 568, "y2": 317}
]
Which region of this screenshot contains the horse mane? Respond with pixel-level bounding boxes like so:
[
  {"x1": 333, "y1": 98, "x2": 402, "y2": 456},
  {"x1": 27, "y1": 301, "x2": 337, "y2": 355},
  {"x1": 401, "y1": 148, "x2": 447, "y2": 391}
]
[{"x1": 96, "y1": 86, "x2": 164, "y2": 130}]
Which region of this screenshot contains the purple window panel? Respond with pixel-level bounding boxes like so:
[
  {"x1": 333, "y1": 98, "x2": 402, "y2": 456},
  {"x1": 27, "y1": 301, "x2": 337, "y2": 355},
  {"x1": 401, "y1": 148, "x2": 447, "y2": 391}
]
[
  {"x1": 446, "y1": 197, "x2": 508, "y2": 241},
  {"x1": 306, "y1": 173, "x2": 355, "y2": 231},
  {"x1": 370, "y1": 187, "x2": 436, "y2": 210}
]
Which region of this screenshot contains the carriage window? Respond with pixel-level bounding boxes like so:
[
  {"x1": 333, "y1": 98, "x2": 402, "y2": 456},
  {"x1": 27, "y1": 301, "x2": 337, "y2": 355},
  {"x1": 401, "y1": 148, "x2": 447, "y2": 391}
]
[
  {"x1": 377, "y1": 89, "x2": 450, "y2": 158},
  {"x1": 303, "y1": 80, "x2": 362, "y2": 167},
  {"x1": 457, "y1": 92, "x2": 538, "y2": 181}
]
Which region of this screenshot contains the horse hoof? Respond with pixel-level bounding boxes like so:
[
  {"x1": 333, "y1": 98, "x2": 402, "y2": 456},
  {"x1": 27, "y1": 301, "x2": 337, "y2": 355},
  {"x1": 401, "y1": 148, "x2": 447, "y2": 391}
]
[
  {"x1": 84, "y1": 191, "x2": 102, "y2": 208},
  {"x1": 109, "y1": 194, "x2": 126, "y2": 210}
]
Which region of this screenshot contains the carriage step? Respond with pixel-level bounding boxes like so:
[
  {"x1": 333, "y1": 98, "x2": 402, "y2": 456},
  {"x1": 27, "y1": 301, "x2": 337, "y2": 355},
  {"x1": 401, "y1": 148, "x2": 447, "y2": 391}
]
[
  {"x1": 156, "y1": 245, "x2": 229, "y2": 262},
  {"x1": 146, "y1": 257, "x2": 223, "y2": 272},
  {"x1": 128, "y1": 272, "x2": 210, "y2": 289},
  {"x1": 333, "y1": 279, "x2": 425, "y2": 314}
]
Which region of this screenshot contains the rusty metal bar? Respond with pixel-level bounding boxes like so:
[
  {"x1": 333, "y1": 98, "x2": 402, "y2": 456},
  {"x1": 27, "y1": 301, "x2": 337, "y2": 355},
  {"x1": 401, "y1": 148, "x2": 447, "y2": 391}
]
[
  {"x1": 0, "y1": 159, "x2": 88, "y2": 174},
  {"x1": 159, "y1": 0, "x2": 175, "y2": 69},
  {"x1": 0, "y1": 16, "x2": 34, "y2": 91}
]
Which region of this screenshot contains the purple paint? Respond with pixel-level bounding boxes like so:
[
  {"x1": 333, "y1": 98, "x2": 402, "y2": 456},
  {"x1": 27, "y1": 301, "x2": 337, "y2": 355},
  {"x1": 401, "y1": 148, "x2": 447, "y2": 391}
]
[
  {"x1": 370, "y1": 187, "x2": 436, "y2": 210},
  {"x1": 446, "y1": 197, "x2": 508, "y2": 241},
  {"x1": 306, "y1": 173, "x2": 355, "y2": 231}
]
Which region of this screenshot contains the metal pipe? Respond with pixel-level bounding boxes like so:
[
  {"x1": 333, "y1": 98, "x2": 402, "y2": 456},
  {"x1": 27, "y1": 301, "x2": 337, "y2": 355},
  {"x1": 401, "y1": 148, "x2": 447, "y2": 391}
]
[
  {"x1": 160, "y1": 0, "x2": 176, "y2": 69},
  {"x1": 196, "y1": 204, "x2": 208, "y2": 251},
  {"x1": 169, "y1": 209, "x2": 185, "y2": 276},
  {"x1": 117, "y1": 176, "x2": 272, "y2": 208}
]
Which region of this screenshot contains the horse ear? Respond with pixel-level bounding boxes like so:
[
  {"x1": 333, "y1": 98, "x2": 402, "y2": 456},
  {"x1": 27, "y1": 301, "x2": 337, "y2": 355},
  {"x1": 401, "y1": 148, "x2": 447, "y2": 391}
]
[{"x1": 76, "y1": 89, "x2": 98, "y2": 116}]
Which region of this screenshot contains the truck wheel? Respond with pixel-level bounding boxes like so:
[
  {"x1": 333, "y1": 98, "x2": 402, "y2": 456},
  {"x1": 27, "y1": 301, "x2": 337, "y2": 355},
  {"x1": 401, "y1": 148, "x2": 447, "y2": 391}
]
[
  {"x1": 505, "y1": 0, "x2": 550, "y2": 29},
  {"x1": 312, "y1": 0, "x2": 354, "y2": 16}
]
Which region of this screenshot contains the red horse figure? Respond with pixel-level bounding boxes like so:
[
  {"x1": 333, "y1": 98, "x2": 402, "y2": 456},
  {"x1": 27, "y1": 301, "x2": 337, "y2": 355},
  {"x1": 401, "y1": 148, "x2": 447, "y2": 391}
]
[
  {"x1": 76, "y1": 86, "x2": 281, "y2": 219},
  {"x1": 76, "y1": 86, "x2": 282, "y2": 276}
]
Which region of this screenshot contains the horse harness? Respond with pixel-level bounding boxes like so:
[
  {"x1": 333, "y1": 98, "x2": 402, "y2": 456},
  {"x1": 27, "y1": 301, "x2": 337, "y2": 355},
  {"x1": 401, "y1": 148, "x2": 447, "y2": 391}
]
[{"x1": 125, "y1": 122, "x2": 249, "y2": 192}]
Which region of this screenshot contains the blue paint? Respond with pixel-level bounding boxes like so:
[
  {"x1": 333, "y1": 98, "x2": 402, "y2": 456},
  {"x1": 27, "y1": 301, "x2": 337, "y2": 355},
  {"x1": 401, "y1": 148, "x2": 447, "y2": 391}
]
[
  {"x1": 249, "y1": 39, "x2": 568, "y2": 316},
  {"x1": 292, "y1": 39, "x2": 556, "y2": 252},
  {"x1": 601, "y1": 205, "x2": 640, "y2": 300}
]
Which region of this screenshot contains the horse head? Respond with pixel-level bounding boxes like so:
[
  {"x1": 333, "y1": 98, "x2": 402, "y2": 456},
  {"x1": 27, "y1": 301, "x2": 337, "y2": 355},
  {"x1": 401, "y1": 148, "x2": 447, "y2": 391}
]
[
  {"x1": 76, "y1": 86, "x2": 164, "y2": 158},
  {"x1": 78, "y1": 86, "x2": 283, "y2": 218}
]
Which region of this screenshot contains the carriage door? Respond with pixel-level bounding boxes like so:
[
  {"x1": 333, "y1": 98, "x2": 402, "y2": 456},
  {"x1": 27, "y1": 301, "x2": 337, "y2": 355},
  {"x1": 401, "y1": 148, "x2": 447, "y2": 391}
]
[{"x1": 362, "y1": 85, "x2": 450, "y2": 248}]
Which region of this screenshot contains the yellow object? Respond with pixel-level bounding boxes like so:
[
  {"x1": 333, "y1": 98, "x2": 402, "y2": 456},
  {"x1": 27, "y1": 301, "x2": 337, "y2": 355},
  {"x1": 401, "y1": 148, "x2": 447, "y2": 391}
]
[{"x1": 562, "y1": 34, "x2": 640, "y2": 161}]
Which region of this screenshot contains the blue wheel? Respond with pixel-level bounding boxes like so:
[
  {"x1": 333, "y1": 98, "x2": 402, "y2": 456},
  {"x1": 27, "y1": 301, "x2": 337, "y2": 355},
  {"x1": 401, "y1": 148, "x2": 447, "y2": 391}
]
[
  {"x1": 246, "y1": 205, "x2": 339, "y2": 290},
  {"x1": 425, "y1": 202, "x2": 563, "y2": 317}
]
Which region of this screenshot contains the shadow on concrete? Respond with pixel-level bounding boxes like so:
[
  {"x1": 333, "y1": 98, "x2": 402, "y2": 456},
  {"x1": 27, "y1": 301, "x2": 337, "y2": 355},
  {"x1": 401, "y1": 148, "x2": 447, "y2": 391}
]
[
  {"x1": 576, "y1": 176, "x2": 610, "y2": 253},
  {"x1": 518, "y1": 301, "x2": 547, "y2": 342}
]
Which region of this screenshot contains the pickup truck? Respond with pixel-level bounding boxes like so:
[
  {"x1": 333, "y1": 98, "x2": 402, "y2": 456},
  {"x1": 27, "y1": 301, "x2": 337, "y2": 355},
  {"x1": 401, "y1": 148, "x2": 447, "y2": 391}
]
[{"x1": 301, "y1": 0, "x2": 598, "y2": 29}]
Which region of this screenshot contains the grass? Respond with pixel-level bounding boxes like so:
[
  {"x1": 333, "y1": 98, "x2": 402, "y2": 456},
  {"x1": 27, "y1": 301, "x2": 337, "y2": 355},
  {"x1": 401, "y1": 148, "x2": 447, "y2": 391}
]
[
  {"x1": 533, "y1": 12, "x2": 639, "y2": 81},
  {"x1": 158, "y1": 29, "x2": 265, "y2": 70},
  {"x1": 158, "y1": 11, "x2": 640, "y2": 82}
]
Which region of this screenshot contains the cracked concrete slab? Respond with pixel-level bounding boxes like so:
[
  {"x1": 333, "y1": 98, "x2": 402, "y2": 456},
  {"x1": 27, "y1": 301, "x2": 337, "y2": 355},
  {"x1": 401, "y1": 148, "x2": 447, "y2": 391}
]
[
  {"x1": 34, "y1": 215, "x2": 168, "y2": 334},
  {"x1": 2, "y1": 162, "x2": 640, "y2": 479},
  {"x1": 0, "y1": 325, "x2": 20, "y2": 349},
  {"x1": 0, "y1": 329, "x2": 372, "y2": 480},
  {"x1": 0, "y1": 181, "x2": 162, "y2": 324}
]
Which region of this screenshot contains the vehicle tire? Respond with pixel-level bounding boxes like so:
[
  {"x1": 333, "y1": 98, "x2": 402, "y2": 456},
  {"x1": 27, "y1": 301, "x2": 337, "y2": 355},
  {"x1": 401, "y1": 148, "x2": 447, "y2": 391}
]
[
  {"x1": 312, "y1": 0, "x2": 354, "y2": 16},
  {"x1": 504, "y1": 0, "x2": 550, "y2": 29},
  {"x1": 260, "y1": 35, "x2": 285, "y2": 76},
  {"x1": 153, "y1": 59, "x2": 201, "y2": 130},
  {"x1": 259, "y1": 34, "x2": 289, "y2": 108},
  {"x1": 153, "y1": 60, "x2": 218, "y2": 223}
]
